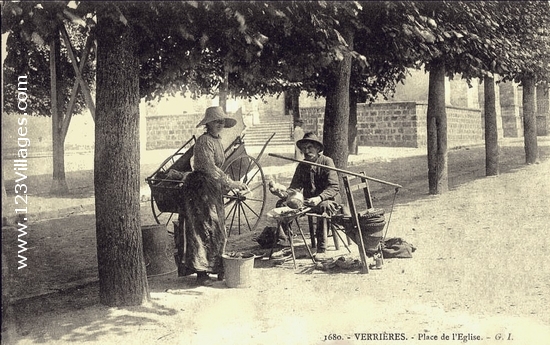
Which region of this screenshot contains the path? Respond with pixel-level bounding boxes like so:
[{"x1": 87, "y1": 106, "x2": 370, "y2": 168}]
[{"x1": 2, "y1": 138, "x2": 550, "y2": 345}]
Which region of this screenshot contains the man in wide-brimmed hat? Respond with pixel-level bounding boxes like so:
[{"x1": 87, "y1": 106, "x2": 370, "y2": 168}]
[
  {"x1": 295, "y1": 131, "x2": 324, "y2": 161},
  {"x1": 269, "y1": 132, "x2": 340, "y2": 255}
]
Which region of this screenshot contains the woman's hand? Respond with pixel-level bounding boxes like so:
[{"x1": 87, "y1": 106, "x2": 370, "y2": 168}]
[{"x1": 231, "y1": 181, "x2": 248, "y2": 191}]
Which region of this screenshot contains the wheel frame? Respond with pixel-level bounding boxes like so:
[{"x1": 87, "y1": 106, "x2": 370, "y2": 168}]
[
  {"x1": 149, "y1": 150, "x2": 268, "y2": 235},
  {"x1": 150, "y1": 195, "x2": 177, "y2": 227},
  {"x1": 223, "y1": 154, "x2": 267, "y2": 236}
]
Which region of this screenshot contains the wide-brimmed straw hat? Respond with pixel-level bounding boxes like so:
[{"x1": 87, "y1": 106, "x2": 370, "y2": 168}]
[
  {"x1": 196, "y1": 106, "x2": 237, "y2": 128},
  {"x1": 296, "y1": 132, "x2": 324, "y2": 152}
]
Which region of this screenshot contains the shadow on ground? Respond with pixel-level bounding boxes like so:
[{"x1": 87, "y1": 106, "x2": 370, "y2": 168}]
[
  {"x1": 342, "y1": 144, "x2": 550, "y2": 209},
  {"x1": 5, "y1": 144, "x2": 549, "y2": 299},
  {"x1": 10, "y1": 281, "x2": 179, "y2": 344},
  {"x1": 4, "y1": 142, "x2": 549, "y2": 340}
]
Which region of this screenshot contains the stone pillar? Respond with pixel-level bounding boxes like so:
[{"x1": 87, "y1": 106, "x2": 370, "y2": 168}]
[
  {"x1": 536, "y1": 84, "x2": 549, "y2": 136},
  {"x1": 467, "y1": 81, "x2": 480, "y2": 109},
  {"x1": 293, "y1": 120, "x2": 304, "y2": 160},
  {"x1": 499, "y1": 81, "x2": 523, "y2": 137},
  {"x1": 445, "y1": 77, "x2": 452, "y2": 105},
  {"x1": 445, "y1": 79, "x2": 479, "y2": 109},
  {"x1": 494, "y1": 81, "x2": 503, "y2": 139}
]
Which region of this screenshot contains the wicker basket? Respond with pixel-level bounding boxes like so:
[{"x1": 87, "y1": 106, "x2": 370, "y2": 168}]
[
  {"x1": 149, "y1": 180, "x2": 185, "y2": 213},
  {"x1": 334, "y1": 209, "x2": 386, "y2": 256}
]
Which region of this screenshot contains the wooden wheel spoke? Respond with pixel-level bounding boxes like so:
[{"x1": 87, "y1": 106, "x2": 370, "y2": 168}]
[
  {"x1": 247, "y1": 183, "x2": 263, "y2": 194},
  {"x1": 243, "y1": 196, "x2": 263, "y2": 203},
  {"x1": 245, "y1": 168, "x2": 261, "y2": 185},
  {"x1": 237, "y1": 203, "x2": 253, "y2": 232},
  {"x1": 240, "y1": 199, "x2": 261, "y2": 219},
  {"x1": 224, "y1": 194, "x2": 239, "y2": 201},
  {"x1": 228, "y1": 201, "x2": 240, "y2": 236},
  {"x1": 225, "y1": 199, "x2": 238, "y2": 220}
]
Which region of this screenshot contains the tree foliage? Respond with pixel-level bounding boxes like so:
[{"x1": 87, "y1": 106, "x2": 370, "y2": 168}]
[
  {"x1": 493, "y1": 1, "x2": 550, "y2": 84},
  {"x1": 4, "y1": 1, "x2": 548, "y2": 112},
  {"x1": 126, "y1": 1, "x2": 269, "y2": 101},
  {"x1": 2, "y1": 1, "x2": 95, "y2": 116}
]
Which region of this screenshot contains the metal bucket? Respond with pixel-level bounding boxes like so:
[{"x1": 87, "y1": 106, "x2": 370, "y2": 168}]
[
  {"x1": 222, "y1": 253, "x2": 255, "y2": 288},
  {"x1": 141, "y1": 224, "x2": 176, "y2": 276}
]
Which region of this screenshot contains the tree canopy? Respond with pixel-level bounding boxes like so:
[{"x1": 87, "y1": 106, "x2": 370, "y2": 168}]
[
  {"x1": 2, "y1": 1, "x2": 95, "y2": 116},
  {"x1": 4, "y1": 1, "x2": 549, "y2": 110}
]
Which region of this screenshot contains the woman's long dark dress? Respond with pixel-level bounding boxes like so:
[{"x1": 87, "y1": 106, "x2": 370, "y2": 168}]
[{"x1": 180, "y1": 132, "x2": 234, "y2": 275}]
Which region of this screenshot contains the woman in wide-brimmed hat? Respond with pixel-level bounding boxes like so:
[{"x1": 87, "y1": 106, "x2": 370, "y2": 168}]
[
  {"x1": 180, "y1": 106, "x2": 246, "y2": 286},
  {"x1": 195, "y1": 105, "x2": 237, "y2": 129}
]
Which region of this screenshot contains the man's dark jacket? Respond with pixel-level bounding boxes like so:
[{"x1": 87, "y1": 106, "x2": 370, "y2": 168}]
[{"x1": 288, "y1": 154, "x2": 339, "y2": 201}]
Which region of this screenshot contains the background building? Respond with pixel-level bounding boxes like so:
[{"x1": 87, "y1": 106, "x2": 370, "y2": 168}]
[{"x1": 2, "y1": 69, "x2": 548, "y2": 157}]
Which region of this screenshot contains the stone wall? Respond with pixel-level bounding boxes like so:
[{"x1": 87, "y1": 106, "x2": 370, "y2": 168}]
[
  {"x1": 145, "y1": 112, "x2": 203, "y2": 150},
  {"x1": 256, "y1": 94, "x2": 286, "y2": 119},
  {"x1": 445, "y1": 105, "x2": 483, "y2": 147},
  {"x1": 1, "y1": 113, "x2": 95, "y2": 157},
  {"x1": 356, "y1": 102, "x2": 421, "y2": 147},
  {"x1": 499, "y1": 82, "x2": 523, "y2": 137},
  {"x1": 299, "y1": 107, "x2": 324, "y2": 138},
  {"x1": 145, "y1": 108, "x2": 247, "y2": 150},
  {"x1": 299, "y1": 102, "x2": 482, "y2": 148}
]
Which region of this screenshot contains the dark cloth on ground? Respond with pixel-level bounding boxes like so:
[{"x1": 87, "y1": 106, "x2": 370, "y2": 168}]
[{"x1": 381, "y1": 237, "x2": 416, "y2": 258}]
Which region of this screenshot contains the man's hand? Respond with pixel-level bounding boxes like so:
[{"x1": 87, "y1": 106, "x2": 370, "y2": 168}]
[
  {"x1": 304, "y1": 196, "x2": 322, "y2": 206},
  {"x1": 268, "y1": 181, "x2": 288, "y2": 198}
]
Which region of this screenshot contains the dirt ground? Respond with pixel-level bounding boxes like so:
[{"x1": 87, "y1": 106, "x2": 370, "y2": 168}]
[{"x1": 2, "y1": 139, "x2": 550, "y2": 345}]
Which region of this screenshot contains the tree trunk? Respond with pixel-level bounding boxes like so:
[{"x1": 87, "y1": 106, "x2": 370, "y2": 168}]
[
  {"x1": 2, "y1": 155, "x2": 10, "y2": 226},
  {"x1": 323, "y1": 28, "x2": 354, "y2": 172},
  {"x1": 348, "y1": 91, "x2": 358, "y2": 155},
  {"x1": 289, "y1": 87, "x2": 301, "y2": 125},
  {"x1": 1, "y1": 251, "x2": 16, "y2": 343},
  {"x1": 219, "y1": 63, "x2": 229, "y2": 112},
  {"x1": 49, "y1": 34, "x2": 69, "y2": 195},
  {"x1": 95, "y1": 7, "x2": 149, "y2": 306},
  {"x1": 522, "y1": 76, "x2": 538, "y2": 164},
  {"x1": 289, "y1": 87, "x2": 304, "y2": 159},
  {"x1": 427, "y1": 59, "x2": 448, "y2": 194},
  {"x1": 484, "y1": 76, "x2": 499, "y2": 176}
]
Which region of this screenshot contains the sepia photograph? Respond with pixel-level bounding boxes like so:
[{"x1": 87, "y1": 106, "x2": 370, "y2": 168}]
[{"x1": 2, "y1": 1, "x2": 549, "y2": 344}]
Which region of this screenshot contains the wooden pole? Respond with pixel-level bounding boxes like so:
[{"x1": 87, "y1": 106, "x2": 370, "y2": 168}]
[
  {"x1": 268, "y1": 153, "x2": 402, "y2": 189},
  {"x1": 60, "y1": 35, "x2": 93, "y2": 137},
  {"x1": 60, "y1": 24, "x2": 96, "y2": 119},
  {"x1": 343, "y1": 176, "x2": 369, "y2": 274}
]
